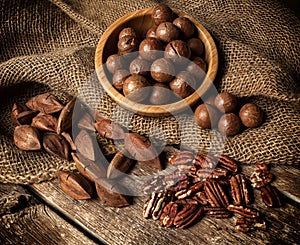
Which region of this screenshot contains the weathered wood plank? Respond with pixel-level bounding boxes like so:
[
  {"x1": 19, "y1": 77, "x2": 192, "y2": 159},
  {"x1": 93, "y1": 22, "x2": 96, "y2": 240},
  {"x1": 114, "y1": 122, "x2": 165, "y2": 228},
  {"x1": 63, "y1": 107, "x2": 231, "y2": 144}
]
[
  {"x1": 29, "y1": 164, "x2": 300, "y2": 245},
  {"x1": 0, "y1": 184, "x2": 97, "y2": 245}
]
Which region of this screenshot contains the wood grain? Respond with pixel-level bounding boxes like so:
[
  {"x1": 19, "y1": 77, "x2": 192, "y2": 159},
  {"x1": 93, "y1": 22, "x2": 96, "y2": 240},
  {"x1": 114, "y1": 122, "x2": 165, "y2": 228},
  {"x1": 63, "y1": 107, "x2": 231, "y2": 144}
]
[
  {"x1": 29, "y1": 163, "x2": 300, "y2": 245},
  {"x1": 0, "y1": 184, "x2": 97, "y2": 245},
  {"x1": 95, "y1": 8, "x2": 218, "y2": 117}
]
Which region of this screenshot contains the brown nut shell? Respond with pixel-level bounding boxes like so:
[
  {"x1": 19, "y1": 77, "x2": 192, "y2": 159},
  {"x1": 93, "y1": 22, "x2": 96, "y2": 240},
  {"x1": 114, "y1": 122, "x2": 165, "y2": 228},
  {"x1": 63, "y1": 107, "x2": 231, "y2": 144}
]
[
  {"x1": 239, "y1": 103, "x2": 263, "y2": 128},
  {"x1": 14, "y1": 125, "x2": 41, "y2": 151},
  {"x1": 26, "y1": 93, "x2": 64, "y2": 114},
  {"x1": 43, "y1": 132, "x2": 70, "y2": 160}
]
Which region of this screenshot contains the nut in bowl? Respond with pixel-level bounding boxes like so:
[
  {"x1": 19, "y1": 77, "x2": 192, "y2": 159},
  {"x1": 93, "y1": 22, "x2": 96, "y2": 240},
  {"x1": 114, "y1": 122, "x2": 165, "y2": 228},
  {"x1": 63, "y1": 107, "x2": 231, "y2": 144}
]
[{"x1": 95, "y1": 5, "x2": 218, "y2": 116}]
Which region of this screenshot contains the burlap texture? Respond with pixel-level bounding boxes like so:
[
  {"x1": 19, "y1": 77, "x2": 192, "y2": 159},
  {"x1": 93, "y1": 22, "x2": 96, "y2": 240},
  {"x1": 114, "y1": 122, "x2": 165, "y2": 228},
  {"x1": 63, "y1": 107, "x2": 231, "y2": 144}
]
[{"x1": 0, "y1": 0, "x2": 299, "y2": 184}]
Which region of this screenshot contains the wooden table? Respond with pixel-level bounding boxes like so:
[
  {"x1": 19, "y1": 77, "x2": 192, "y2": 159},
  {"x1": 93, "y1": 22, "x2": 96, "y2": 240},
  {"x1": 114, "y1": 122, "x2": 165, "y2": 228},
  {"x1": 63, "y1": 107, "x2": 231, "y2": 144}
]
[{"x1": 1, "y1": 164, "x2": 299, "y2": 244}]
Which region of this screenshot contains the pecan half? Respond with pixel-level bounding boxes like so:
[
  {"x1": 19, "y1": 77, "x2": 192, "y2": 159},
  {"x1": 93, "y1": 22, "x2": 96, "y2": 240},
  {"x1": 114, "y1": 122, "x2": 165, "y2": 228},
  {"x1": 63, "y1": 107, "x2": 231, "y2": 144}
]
[
  {"x1": 260, "y1": 185, "x2": 284, "y2": 207},
  {"x1": 160, "y1": 202, "x2": 179, "y2": 228},
  {"x1": 230, "y1": 174, "x2": 251, "y2": 205},
  {"x1": 192, "y1": 191, "x2": 208, "y2": 205},
  {"x1": 235, "y1": 217, "x2": 267, "y2": 232},
  {"x1": 204, "y1": 180, "x2": 230, "y2": 207},
  {"x1": 227, "y1": 205, "x2": 260, "y2": 219},
  {"x1": 169, "y1": 151, "x2": 195, "y2": 165},
  {"x1": 204, "y1": 207, "x2": 232, "y2": 219},
  {"x1": 196, "y1": 167, "x2": 229, "y2": 180},
  {"x1": 215, "y1": 154, "x2": 238, "y2": 174},
  {"x1": 175, "y1": 181, "x2": 203, "y2": 199},
  {"x1": 193, "y1": 152, "x2": 217, "y2": 169},
  {"x1": 174, "y1": 204, "x2": 204, "y2": 229},
  {"x1": 143, "y1": 191, "x2": 171, "y2": 220},
  {"x1": 250, "y1": 164, "x2": 273, "y2": 189}
]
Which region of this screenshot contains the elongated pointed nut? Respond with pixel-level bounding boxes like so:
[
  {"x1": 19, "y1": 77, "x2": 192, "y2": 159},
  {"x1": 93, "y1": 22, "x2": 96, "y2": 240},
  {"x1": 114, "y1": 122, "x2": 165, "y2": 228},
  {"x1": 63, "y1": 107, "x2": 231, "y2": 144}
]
[
  {"x1": 95, "y1": 179, "x2": 131, "y2": 207},
  {"x1": 12, "y1": 103, "x2": 29, "y2": 126},
  {"x1": 61, "y1": 132, "x2": 76, "y2": 151},
  {"x1": 14, "y1": 125, "x2": 41, "y2": 150},
  {"x1": 15, "y1": 110, "x2": 38, "y2": 126},
  {"x1": 26, "y1": 93, "x2": 64, "y2": 114},
  {"x1": 94, "y1": 119, "x2": 125, "y2": 140},
  {"x1": 43, "y1": 132, "x2": 70, "y2": 160},
  {"x1": 31, "y1": 113, "x2": 58, "y2": 132},
  {"x1": 107, "y1": 151, "x2": 134, "y2": 179},
  {"x1": 57, "y1": 98, "x2": 75, "y2": 134},
  {"x1": 72, "y1": 152, "x2": 107, "y2": 182},
  {"x1": 124, "y1": 133, "x2": 162, "y2": 170},
  {"x1": 74, "y1": 130, "x2": 98, "y2": 161},
  {"x1": 57, "y1": 170, "x2": 93, "y2": 200}
]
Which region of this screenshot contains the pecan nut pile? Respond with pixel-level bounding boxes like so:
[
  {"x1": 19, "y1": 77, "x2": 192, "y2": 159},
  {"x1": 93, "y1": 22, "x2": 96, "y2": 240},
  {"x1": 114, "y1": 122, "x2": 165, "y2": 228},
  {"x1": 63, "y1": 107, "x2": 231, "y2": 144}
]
[{"x1": 143, "y1": 151, "x2": 284, "y2": 232}]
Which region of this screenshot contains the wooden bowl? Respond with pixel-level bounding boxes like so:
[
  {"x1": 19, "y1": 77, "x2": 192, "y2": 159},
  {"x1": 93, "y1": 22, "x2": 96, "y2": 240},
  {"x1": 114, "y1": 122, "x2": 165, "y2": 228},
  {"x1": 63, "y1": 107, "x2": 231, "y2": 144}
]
[{"x1": 95, "y1": 8, "x2": 218, "y2": 117}]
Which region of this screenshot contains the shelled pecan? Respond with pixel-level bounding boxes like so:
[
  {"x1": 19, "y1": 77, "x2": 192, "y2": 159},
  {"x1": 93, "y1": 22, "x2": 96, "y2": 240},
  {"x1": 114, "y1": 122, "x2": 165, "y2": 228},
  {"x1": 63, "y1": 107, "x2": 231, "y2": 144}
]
[
  {"x1": 235, "y1": 217, "x2": 267, "y2": 232},
  {"x1": 193, "y1": 152, "x2": 218, "y2": 169},
  {"x1": 230, "y1": 174, "x2": 252, "y2": 205},
  {"x1": 227, "y1": 205, "x2": 260, "y2": 219},
  {"x1": 169, "y1": 151, "x2": 195, "y2": 165},
  {"x1": 204, "y1": 207, "x2": 232, "y2": 219},
  {"x1": 250, "y1": 163, "x2": 273, "y2": 188},
  {"x1": 160, "y1": 202, "x2": 179, "y2": 228},
  {"x1": 204, "y1": 180, "x2": 230, "y2": 207},
  {"x1": 260, "y1": 185, "x2": 284, "y2": 207},
  {"x1": 215, "y1": 154, "x2": 238, "y2": 174},
  {"x1": 173, "y1": 204, "x2": 204, "y2": 229}
]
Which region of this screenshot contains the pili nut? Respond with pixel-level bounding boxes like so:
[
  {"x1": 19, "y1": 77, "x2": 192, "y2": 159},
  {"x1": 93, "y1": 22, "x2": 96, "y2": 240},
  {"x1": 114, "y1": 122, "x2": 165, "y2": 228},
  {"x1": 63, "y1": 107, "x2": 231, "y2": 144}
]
[
  {"x1": 74, "y1": 130, "x2": 98, "y2": 161},
  {"x1": 61, "y1": 132, "x2": 76, "y2": 151},
  {"x1": 260, "y1": 184, "x2": 284, "y2": 207},
  {"x1": 14, "y1": 125, "x2": 41, "y2": 151},
  {"x1": 15, "y1": 110, "x2": 38, "y2": 126},
  {"x1": 230, "y1": 174, "x2": 251, "y2": 206},
  {"x1": 107, "y1": 151, "x2": 134, "y2": 179},
  {"x1": 193, "y1": 152, "x2": 217, "y2": 169},
  {"x1": 215, "y1": 154, "x2": 238, "y2": 174},
  {"x1": 77, "y1": 112, "x2": 95, "y2": 131},
  {"x1": 174, "y1": 204, "x2": 204, "y2": 229},
  {"x1": 94, "y1": 118, "x2": 125, "y2": 140},
  {"x1": 57, "y1": 97, "x2": 76, "y2": 134},
  {"x1": 159, "y1": 202, "x2": 179, "y2": 228},
  {"x1": 95, "y1": 179, "x2": 131, "y2": 207},
  {"x1": 26, "y1": 93, "x2": 64, "y2": 114},
  {"x1": 227, "y1": 204, "x2": 260, "y2": 219},
  {"x1": 12, "y1": 103, "x2": 29, "y2": 125},
  {"x1": 43, "y1": 132, "x2": 70, "y2": 160},
  {"x1": 204, "y1": 180, "x2": 230, "y2": 207},
  {"x1": 169, "y1": 151, "x2": 195, "y2": 165},
  {"x1": 31, "y1": 113, "x2": 58, "y2": 132},
  {"x1": 204, "y1": 207, "x2": 232, "y2": 219},
  {"x1": 71, "y1": 152, "x2": 107, "y2": 182},
  {"x1": 57, "y1": 170, "x2": 93, "y2": 200},
  {"x1": 124, "y1": 133, "x2": 162, "y2": 170}
]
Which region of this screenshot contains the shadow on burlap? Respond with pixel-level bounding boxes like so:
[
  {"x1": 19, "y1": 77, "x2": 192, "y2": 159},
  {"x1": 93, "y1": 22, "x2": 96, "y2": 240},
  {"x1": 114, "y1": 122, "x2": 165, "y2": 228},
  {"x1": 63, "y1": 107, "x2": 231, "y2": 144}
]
[{"x1": 0, "y1": 0, "x2": 299, "y2": 184}]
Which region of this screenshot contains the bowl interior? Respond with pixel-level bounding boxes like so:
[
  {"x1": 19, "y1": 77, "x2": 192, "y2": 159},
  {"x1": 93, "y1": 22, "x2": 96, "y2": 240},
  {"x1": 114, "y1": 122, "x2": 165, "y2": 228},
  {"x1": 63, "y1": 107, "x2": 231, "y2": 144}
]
[{"x1": 95, "y1": 8, "x2": 218, "y2": 117}]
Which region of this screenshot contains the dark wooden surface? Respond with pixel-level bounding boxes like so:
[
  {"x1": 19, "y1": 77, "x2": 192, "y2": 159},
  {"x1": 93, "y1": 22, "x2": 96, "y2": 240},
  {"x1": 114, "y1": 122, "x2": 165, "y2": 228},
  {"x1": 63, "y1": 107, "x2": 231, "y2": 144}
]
[{"x1": 1, "y1": 164, "x2": 299, "y2": 245}]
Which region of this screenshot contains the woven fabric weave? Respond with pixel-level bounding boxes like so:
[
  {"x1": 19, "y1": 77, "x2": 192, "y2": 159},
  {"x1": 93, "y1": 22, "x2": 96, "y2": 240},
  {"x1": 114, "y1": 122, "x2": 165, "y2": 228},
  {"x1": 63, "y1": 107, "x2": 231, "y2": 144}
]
[{"x1": 0, "y1": 0, "x2": 299, "y2": 184}]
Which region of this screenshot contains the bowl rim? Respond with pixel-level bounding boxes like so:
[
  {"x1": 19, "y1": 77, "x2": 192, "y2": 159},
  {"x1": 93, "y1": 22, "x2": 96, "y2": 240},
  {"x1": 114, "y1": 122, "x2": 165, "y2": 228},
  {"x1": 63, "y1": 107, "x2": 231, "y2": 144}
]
[{"x1": 95, "y1": 7, "x2": 218, "y2": 117}]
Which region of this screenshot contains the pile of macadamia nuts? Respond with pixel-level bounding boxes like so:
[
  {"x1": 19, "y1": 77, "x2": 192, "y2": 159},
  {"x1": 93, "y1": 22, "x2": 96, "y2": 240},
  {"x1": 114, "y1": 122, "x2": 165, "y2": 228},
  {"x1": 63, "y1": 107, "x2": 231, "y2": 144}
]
[
  {"x1": 194, "y1": 92, "x2": 264, "y2": 136},
  {"x1": 105, "y1": 4, "x2": 207, "y2": 105}
]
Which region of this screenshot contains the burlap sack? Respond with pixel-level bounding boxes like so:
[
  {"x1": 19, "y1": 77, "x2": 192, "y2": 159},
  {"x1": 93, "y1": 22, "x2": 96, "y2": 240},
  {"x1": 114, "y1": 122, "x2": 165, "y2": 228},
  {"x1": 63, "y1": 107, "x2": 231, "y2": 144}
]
[{"x1": 0, "y1": 0, "x2": 299, "y2": 184}]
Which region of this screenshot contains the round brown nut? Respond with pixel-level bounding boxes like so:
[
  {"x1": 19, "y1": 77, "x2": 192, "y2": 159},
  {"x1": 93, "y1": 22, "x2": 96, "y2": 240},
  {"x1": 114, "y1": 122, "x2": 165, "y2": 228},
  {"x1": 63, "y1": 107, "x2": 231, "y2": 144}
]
[
  {"x1": 151, "y1": 4, "x2": 174, "y2": 26},
  {"x1": 169, "y1": 71, "x2": 196, "y2": 98},
  {"x1": 215, "y1": 92, "x2": 238, "y2": 113},
  {"x1": 149, "y1": 83, "x2": 172, "y2": 105},
  {"x1": 239, "y1": 103, "x2": 263, "y2": 128},
  {"x1": 194, "y1": 103, "x2": 219, "y2": 129},
  {"x1": 218, "y1": 113, "x2": 242, "y2": 136},
  {"x1": 123, "y1": 74, "x2": 150, "y2": 102},
  {"x1": 156, "y1": 22, "x2": 180, "y2": 43},
  {"x1": 139, "y1": 38, "x2": 163, "y2": 60},
  {"x1": 164, "y1": 40, "x2": 191, "y2": 64},
  {"x1": 146, "y1": 26, "x2": 158, "y2": 39},
  {"x1": 118, "y1": 36, "x2": 139, "y2": 55},
  {"x1": 119, "y1": 27, "x2": 137, "y2": 39},
  {"x1": 150, "y1": 58, "x2": 175, "y2": 83},
  {"x1": 187, "y1": 38, "x2": 204, "y2": 56},
  {"x1": 106, "y1": 54, "x2": 125, "y2": 74},
  {"x1": 173, "y1": 17, "x2": 195, "y2": 39},
  {"x1": 186, "y1": 57, "x2": 207, "y2": 79},
  {"x1": 112, "y1": 69, "x2": 130, "y2": 91},
  {"x1": 129, "y1": 57, "x2": 150, "y2": 76}
]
